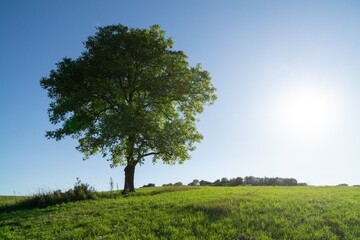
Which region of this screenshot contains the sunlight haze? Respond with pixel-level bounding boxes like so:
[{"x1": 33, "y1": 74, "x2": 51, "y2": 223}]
[{"x1": 271, "y1": 83, "x2": 345, "y2": 141}]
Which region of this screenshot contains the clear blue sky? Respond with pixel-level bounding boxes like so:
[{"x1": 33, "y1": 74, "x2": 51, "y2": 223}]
[{"x1": 1, "y1": 1, "x2": 360, "y2": 195}]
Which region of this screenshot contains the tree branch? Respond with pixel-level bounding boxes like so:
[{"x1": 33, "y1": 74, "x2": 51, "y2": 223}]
[{"x1": 140, "y1": 152, "x2": 161, "y2": 158}]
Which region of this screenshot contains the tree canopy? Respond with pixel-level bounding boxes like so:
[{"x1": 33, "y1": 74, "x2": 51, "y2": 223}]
[{"x1": 40, "y1": 24, "x2": 216, "y2": 193}]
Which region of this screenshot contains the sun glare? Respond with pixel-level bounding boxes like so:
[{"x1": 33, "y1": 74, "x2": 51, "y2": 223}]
[{"x1": 272, "y1": 85, "x2": 343, "y2": 141}]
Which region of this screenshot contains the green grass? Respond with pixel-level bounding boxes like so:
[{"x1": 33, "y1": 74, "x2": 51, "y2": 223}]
[
  {"x1": 0, "y1": 196, "x2": 27, "y2": 208},
  {"x1": 1, "y1": 186, "x2": 360, "y2": 239}
]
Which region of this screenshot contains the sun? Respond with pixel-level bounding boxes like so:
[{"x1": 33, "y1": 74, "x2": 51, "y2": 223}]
[{"x1": 272, "y1": 85, "x2": 342, "y2": 140}]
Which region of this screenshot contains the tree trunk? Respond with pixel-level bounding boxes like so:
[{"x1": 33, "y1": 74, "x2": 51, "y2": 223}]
[
  {"x1": 123, "y1": 133, "x2": 137, "y2": 194},
  {"x1": 122, "y1": 163, "x2": 137, "y2": 194}
]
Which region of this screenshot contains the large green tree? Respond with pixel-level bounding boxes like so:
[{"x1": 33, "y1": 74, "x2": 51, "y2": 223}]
[{"x1": 40, "y1": 24, "x2": 216, "y2": 193}]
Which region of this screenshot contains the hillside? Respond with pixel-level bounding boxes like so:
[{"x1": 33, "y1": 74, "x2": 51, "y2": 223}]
[{"x1": 1, "y1": 186, "x2": 359, "y2": 239}]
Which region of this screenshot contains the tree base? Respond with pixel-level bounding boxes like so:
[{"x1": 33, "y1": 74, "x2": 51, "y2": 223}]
[{"x1": 122, "y1": 163, "x2": 137, "y2": 194}]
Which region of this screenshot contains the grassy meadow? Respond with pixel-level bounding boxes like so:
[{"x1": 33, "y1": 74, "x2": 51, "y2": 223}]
[
  {"x1": 1, "y1": 186, "x2": 359, "y2": 239},
  {"x1": 0, "y1": 196, "x2": 27, "y2": 208}
]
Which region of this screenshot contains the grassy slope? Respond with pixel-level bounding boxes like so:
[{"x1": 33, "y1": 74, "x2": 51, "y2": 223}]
[
  {"x1": 0, "y1": 196, "x2": 27, "y2": 207},
  {"x1": 1, "y1": 186, "x2": 359, "y2": 240}
]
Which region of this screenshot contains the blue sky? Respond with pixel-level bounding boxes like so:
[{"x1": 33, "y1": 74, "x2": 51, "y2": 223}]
[{"x1": 1, "y1": 1, "x2": 360, "y2": 195}]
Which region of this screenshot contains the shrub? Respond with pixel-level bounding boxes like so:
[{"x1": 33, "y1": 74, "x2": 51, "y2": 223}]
[
  {"x1": 162, "y1": 183, "x2": 173, "y2": 187},
  {"x1": 0, "y1": 178, "x2": 96, "y2": 212},
  {"x1": 142, "y1": 183, "x2": 155, "y2": 188},
  {"x1": 70, "y1": 178, "x2": 96, "y2": 200},
  {"x1": 337, "y1": 183, "x2": 348, "y2": 187}
]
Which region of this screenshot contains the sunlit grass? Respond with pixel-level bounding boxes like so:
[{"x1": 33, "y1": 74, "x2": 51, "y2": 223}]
[
  {"x1": 1, "y1": 186, "x2": 359, "y2": 239},
  {"x1": 0, "y1": 196, "x2": 27, "y2": 207}
]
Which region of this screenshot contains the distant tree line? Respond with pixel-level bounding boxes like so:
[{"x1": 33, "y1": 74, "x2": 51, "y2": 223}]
[{"x1": 155, "y1": 176, "x2": 307, "y2": 187}]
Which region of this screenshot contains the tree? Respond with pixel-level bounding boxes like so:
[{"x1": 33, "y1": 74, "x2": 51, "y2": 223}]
[
  {"x1": 213, "y1": 179, "x2": 221, "y2": 186},
  {"x1": 220, "y1": 177, "x2": 229, "y2": 186},
  {"x1": 188, "y1": 179, "x2": 200, "y2": 186},
  {"x1": 199, "y1": 180, "x2": 212, "y2": 186},
  {"x1": 229, "y1": 177, "x2": 243, "y2": 186},
  {"x1": 40, "y1": 24, "x2": 216, "y2": 194},
  {"x1": 244, "y1": 176, "x2": 255, "y2": 185}
]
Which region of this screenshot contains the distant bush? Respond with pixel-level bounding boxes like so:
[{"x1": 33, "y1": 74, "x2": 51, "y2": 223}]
[
  {"x1": 298, "y1": 182, "x2": 308, "y2": 186},
  {"x1": 142, "y1": 183, "x2": 155, "y2": 188},
  {"x1": 337, "y1": 183, "x2": 348, "y2": 187},
  {"x1": 162, "y1": 183, "x2": 173, "y2": 187},
  {"x1": 173, "y1": 182, "x2": 183, "y2": 186}
]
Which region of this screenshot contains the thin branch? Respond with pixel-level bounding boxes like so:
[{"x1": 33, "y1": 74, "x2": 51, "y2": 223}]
[
  {"x1": 140, "y1": 152, "x2": 161, "y2": 158},
  {"x1": 118, "y1": 76, "x2": 129, "y2": 103}
]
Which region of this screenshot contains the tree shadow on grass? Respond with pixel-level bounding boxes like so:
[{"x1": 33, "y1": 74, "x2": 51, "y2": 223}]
[
  {"x1": 0, "y1": 205, "x2": 56, "y2": 231},
  {"x1": 182, "y1": 201, "x2": 259, "y2": 240},
  {"x1": 0, "y1": 196, "x2": 68, "y2": 213},
  {"x1": 184, "y1": 200, "x2": 237, "y2": 221},
  {"x1": 132, "y1": 186, "x2": 197, "y2": 197}
]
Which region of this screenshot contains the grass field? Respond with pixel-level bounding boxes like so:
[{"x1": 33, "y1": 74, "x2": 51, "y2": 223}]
[
  {"x1": 0, "y1": 196, "x2": 27, "y2": 208},
  {"x1": 1, "y1": 186, "x2": 359, "y2": 239}
]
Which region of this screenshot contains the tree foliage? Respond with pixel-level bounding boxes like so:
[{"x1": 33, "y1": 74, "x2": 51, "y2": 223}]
[{"x1": 40, "y1": 24, "x2": 216, "y2": 192}]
